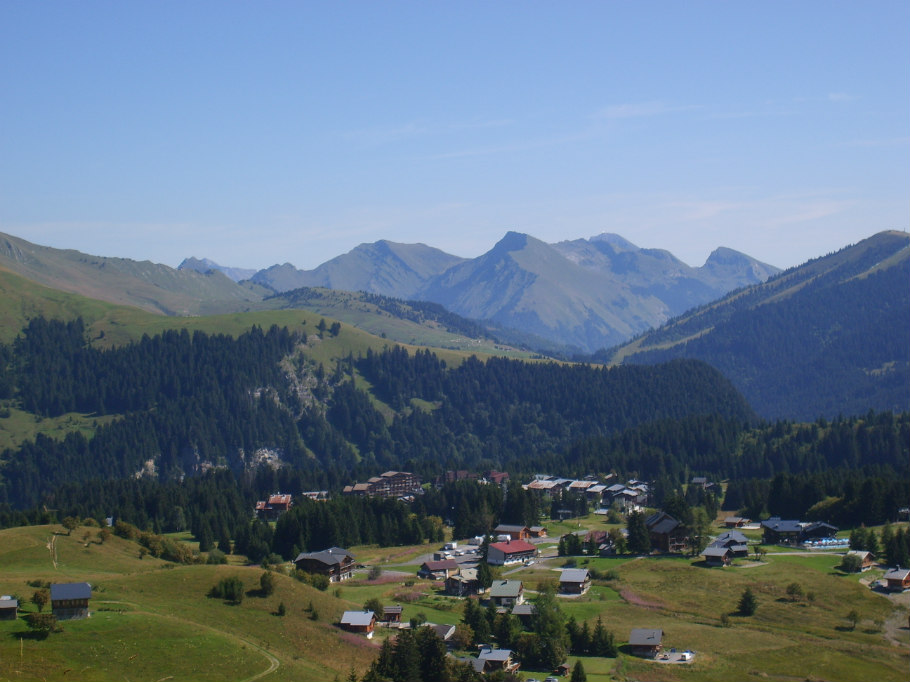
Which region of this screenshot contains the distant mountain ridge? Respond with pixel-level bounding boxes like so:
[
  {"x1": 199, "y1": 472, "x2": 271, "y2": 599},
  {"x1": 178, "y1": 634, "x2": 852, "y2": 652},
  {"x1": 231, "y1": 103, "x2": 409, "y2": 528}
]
[
  {"x1": 605, "y1": 231, "x2": 910, "y2": 420},
  {"x1": 177, "y1": 257, "x2": 257, "y2": 283},
  {"x1": 241, "y1": 231, "x2": 779, "y2": 352}
]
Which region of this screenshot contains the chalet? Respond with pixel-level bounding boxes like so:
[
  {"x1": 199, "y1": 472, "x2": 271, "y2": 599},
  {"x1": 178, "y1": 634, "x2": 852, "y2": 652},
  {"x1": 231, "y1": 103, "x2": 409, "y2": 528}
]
[
  {"x1": 559, "y1": 568, "x2": 591, "y2": 594},
  {"x1": 629, "y1": 628, "x2": 663, "y2": 658},
  {"x1": 487, "y1": 540, "x2": 537, "y2": 566},
  {"x1": 340, "y1": 610, "x2": 376, "y2": 635},
  {"x1": 493, "y1": 524, "x2": 530, "y2": 541},
  {"x1": 486, "y1": 470, "x2": 510, "y2": 486},
  {"x1": 489, "y1": 580, "x2": 524, "y2": 607},
  {"x1": 526, "y1": 479, "x2": 558, "y2": 494},
  {"x1": 761, "y1": 518, "x2": 838, "y2": 546},
  {"x1": 0, "y1": 596, "x2": 18, "y2": 621},
  {"x1": 254, "y1": 493, "x2": 293, "y2": 520},
  {"x1": 845, "y1": 550, "x2": 875, "y2": 571},
  {"x1": 426, "y1": 623, "x2": 456, "y2": 642},
  {"x1": 710, "y1": 530, "x2": 750, "y2": 558},
  {"x1": 342, "y1": 471, "x2": 421, "y2": 499},
  {"x1": 382, "y1": 605, "x2": 403, "y2": 623},
  {"x1": 300, "y1": 490, "x2": 329, "y2": 501},
  {"x1": 646, "y1": 512, "x2": 687, "y2": 553},
  {"x1": 883, "y1": 568, "x2": 910, "y2": 592},
  {"x1": 445, "y1": 568, "x2": 480, "y2": 597},
  {"x1": 702, "y1": 546, "x2": 733, "y2": 566},
  {"x1": 511, "y1": 602, "x2": 537, "y2": 626},
  {"x1": 529, "y1": 526, "x2": 548, "y2": 538},
  {"x1": 293, "y1": 547, "x2": 356, "y2": 582},
  {"x1": 50, "y1": 582, "x2": 91, "y2": 620},
  {"x1": 724, "y1": 516, "x2": 750, "y2": 528},
  {"x1": 418, "y1": 559, "x2": 459, "y2": 581},
  {"x1": 476, "y1": 647, "x2": 521, "y2": 674}
]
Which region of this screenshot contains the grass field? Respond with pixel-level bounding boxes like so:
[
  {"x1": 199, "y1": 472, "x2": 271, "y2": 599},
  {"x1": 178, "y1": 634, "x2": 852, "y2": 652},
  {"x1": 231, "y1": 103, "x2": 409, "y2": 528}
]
[{"x1": 1, "y1": 522, "x2": 907, "y2": 682}]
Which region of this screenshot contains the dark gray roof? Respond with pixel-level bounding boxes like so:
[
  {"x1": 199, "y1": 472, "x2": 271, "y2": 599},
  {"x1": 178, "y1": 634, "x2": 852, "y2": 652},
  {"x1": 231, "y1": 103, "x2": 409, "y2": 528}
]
[
  {"x1": 761, "y1": 518, "x2": 803, "y2": 533},
  {"x1": 629, "y1": 628, "x2": 663, "y2": 646},
  {"x1": 511, "y1": 603, "x2": 537, "y2": 616},
  {"x1": 489, "y1": 580, "x2": 523, "y2": 598},
  {"x1": 0, "y1": 598, "x2": 18, "y2": 609},
  {"x1": 714, "y1": 530, "x2": 749, "y2": 545},
  {"x1": 50, "y1": 582, "x2": 91, "y2": 601},
  {"x1": 703, "y1": 546, "x2": 731, "y2": 557},
  {"x1": 294, "y1": 547, "x2": 353, "y2": 566},
  {"x1": 560, "y1": 568, "x2": 590, "y2": 583}
]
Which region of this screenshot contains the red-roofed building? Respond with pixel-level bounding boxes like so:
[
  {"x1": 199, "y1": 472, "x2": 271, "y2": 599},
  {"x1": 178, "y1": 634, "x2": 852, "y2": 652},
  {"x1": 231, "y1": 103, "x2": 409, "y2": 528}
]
[
  {"x1": 487, "y1": 540, "x2": 538, "y2": 566},
  {"x1": 254, "y1": 493, "x2": 293, "y2": 520}
]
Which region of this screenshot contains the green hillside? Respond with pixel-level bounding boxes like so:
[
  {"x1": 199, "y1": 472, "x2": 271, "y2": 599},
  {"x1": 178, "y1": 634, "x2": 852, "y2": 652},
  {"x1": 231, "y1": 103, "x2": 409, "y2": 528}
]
[
  {"x1": 0, "y1": 524, "x2": 376, "y2": 681},
  {"x1": 606, "y1": 231, "x2": 910, "y2": 420},
  {"x1": 1, "y1": 521, "x2": 907, "y2": 682}
]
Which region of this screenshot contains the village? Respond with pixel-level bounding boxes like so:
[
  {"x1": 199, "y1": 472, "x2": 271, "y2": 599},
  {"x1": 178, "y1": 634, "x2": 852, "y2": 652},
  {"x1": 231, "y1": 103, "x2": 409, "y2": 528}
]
[{"x1": 242, "y1": 471, "x2": 910, "y2": 678}]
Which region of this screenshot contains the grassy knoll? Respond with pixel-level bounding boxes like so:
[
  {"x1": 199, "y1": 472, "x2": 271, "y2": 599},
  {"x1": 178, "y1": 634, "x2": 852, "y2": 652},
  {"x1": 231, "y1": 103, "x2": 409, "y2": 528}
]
[
  {"x1": 0, "y1": 405, "x2": 120, "y2": 452},
  {"x1": 0, "y1": 525, "x2": 378, "y2": 681}
]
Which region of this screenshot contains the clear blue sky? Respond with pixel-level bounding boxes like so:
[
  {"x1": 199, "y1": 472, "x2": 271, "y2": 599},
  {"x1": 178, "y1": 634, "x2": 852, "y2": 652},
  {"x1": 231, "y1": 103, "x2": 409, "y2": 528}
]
[{"x1": 1, "y1": 2, "x2": 907, "y2": 270}]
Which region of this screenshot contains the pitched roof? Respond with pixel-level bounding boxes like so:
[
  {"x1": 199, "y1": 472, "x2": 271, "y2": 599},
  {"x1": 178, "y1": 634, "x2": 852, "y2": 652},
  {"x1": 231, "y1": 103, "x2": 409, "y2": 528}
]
[
  {"x1": 713, "y1": 530, "x2": 749, "y2": 545},
  {"x1": 478, "y1": 647, "x2": 513, "y2": 662},
  {"x1": 489, "y1": 540, "x2": 536, "y2": 555},
  {"x1": 340, "y1": 610, "x2": 375, "y2": 627},
  {"x1": 494, "y1": 524, "x2": 529, "y2": 533},
  {"x1": 50, "y1": 582, "x2": 92, "y2": 601},
  {"x1": 884, "y1": 568, "x2": 910, "y2": 581},
  {"x1": 511, "y1": 603, "x2": 537, "y2": 616},
  {"x1": 294, "y1": 547, "x2": 354, "y2": 566},
  {"x1": 560, "y1": 568, "x2": 590, "y2": 583},
  {"x1": 629, "y1": 628, "x2": 663, "y2": 646},
  {"x1": 0, "y1": 598, "x2": 18, "y2": 609},
  {"x1": 703, "y1": 546, "x2": 731, "y2": 557},
  {"x1": 489, "y1": 580, "x2": 523, "y2": 598}
]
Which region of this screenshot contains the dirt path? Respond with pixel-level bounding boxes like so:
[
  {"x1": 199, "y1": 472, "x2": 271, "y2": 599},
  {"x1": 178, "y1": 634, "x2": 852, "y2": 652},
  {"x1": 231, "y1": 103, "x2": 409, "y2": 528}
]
[{"x1": 880, "y1": 590, "x2": 910, "y2": 648}]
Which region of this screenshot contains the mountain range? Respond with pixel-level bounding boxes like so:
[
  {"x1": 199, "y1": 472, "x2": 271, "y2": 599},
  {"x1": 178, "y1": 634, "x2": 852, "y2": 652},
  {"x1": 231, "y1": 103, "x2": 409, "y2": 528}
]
[
  {"x1": 605, "y1": 230, "x2": 910, "y2": 420},
  {"x1": 184, "y1": 231, "x2": 779, "y2": 352}
]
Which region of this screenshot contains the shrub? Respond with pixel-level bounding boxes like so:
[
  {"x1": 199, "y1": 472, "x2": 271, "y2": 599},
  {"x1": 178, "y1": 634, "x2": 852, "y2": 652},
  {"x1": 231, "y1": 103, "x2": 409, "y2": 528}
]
[
  {"x1": 25, "y1": 613, "x2": 59, "y2": 637},
  {"x1": 209, "y1": 577, "x2": 244, "y2": 604},
  {"x1": 207, "y1": 549, "x2": 228, "y2": 565},
  {"x1": 260, "y1": 571, "x2": 276, "y2": 597},
  {"x1": 839, "y1": 554, "x2": 862, "y2": 573}
]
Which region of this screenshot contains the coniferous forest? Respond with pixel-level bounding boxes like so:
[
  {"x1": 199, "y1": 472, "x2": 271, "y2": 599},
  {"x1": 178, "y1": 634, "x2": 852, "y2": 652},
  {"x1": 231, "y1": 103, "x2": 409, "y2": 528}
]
[{"x1": 0, "y1": 316, "x2": 907, "y2": 558}]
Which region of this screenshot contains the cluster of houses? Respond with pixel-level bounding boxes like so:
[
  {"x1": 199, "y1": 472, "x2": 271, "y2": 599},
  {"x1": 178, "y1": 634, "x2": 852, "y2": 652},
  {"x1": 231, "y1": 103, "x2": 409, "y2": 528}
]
[
  {"x1": 523, "y1": 475, "x2": 651, "y2": 512},
  {"x1": 0, "y1": 582, "x2": 93, "y2": 621},
  {"x1": 341, "y1": 471, "x2": 422, "y2": 500}
]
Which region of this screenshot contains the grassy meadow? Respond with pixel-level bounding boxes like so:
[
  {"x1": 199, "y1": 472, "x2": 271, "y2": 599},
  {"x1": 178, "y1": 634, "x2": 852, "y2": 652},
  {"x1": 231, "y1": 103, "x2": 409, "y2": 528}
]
[{"x1": 1, "y1": 519, "x2": 907, "y2": 682}]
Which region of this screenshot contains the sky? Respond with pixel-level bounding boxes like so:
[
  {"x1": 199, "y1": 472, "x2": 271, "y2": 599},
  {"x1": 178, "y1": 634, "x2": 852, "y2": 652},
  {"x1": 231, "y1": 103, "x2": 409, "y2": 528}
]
[{"x1": 1, "y1": 2, "x2": 907, "y2": 271}]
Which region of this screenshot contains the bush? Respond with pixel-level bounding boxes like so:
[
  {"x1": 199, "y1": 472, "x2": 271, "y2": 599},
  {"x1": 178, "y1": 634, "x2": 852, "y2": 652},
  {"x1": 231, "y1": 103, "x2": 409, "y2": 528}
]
[
  {"x1": 207, "y1": 549, "x2": 228, "y2": 565},
  {"x1": 25, "y1": 612, "x2": 59, "y2": 637},
  {"x1": 260, "y1": 571, "x2": 276, "y2": 597},
  {"x1": 209, "y1": 577, "x2": 244, "y2": 604},
  {"x1": 839, "y1": 553, "x2": 862, "y2": 573}
]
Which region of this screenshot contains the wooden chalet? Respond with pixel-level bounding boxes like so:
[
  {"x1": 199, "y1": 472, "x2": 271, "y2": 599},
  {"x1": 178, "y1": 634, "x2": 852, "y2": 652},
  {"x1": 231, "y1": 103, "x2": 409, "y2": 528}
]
[
  {"x1": 528, "y1": 525, "x2": 548, "y2": 538},
  {"x1": 511, "y1": 602, "x2": 537, "y2": 626},
  {"x1": 50, "y1": 582, "x2": 91, "y2": 620},
  {"x1": 293, "y1": 547, "x2": 356, "y2": 582},
  {"x1": 845, "y1": 550, "x2": 875, "y2": 571},
  {"x1": 724, "y1": 516, "x2": 750, "y2": 528},
  {"x1": 646, "y1": 512, "x2": 687, "y2": 553},
  {"x1": 476, "y1": 647, "x2": 520, "y2": 674},
  {"x1": 340, "y1": 610, "x2": 376, "y2": 635},
  {"x1": 494, "y1": 524, "x2": 531, "y2": 541},
  {"x1": 254, "y1": 493, "x2": 293, "y2": 520},
  {"x1": 884, "y1": 568, "x2": 910, "y2": 592},
  {"x1": 702, "y1": 546, "x2": 733, "y2": 566},
  {"x1": 0, "y1": 596, "x2": 18, "y2": 621},
  {"x1": 710, "y1": 530, "x2": 750, "y2": 558},
  {"x1": 489, "y1": 580, "x2": 524, "y2": 607},
  {"x1": 487, "y1": 539, "x2": 537, "y2": 566},
  {"x1": 559, "y1": 568, "x2": 591, "y2": 594},
  {"x1": 418, "y1": 559, "x2": 459, "y2": 581},
  {"x1": 629, "y1": 628, "x2": 663, "y2": 658},
  {"x1": 445, "y1": 568, "x2": 480, "y2": 596},
  {"x1": 382, "y1": 605, "x2": 403, "y2": 623},
  {"x1": 761, "y1": 518, "x2": 838, "y2": 546}
]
